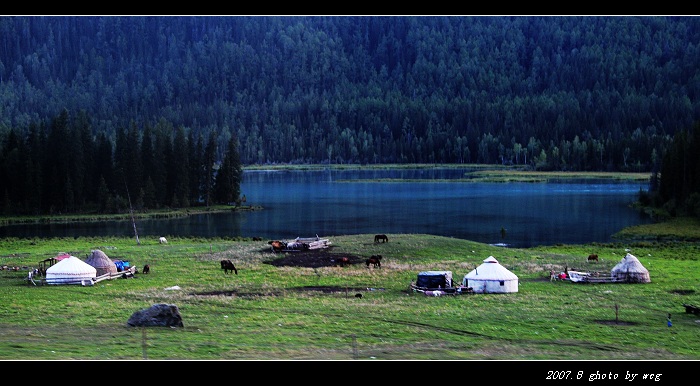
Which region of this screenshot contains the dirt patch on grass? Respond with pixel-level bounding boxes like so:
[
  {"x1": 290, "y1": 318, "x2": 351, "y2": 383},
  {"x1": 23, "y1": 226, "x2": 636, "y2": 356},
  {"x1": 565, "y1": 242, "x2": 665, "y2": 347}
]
[
  {"x1": 594, "y1": 320, "x2": 637, "y2": 326},
  {"x1": 671, "y1": 289, "x2": 695, "y2": 295},
  {"x1": 194, "y1": 247, "x2": 381, "y2": 297},
  {"x1": 262, "y1": 246, "x2": 368, "y2": 268},
  {"x1": 195, "y1": 285, "x2": 371, "y2": 298}
]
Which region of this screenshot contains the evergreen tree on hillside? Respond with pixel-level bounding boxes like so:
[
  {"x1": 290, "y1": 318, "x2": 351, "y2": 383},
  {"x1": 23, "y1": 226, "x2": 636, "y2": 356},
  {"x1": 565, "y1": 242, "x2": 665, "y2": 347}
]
[
  {"x1": 170, "y1": 126, "x2": 190, "y2": 208},
  {"x1": 656, "y1": 122, "x2": 700, "y2": 217},
  {"x1": 202, "y1": 132, "x2": 217, "y2": 207},
  {"x1": 213, "y1": 133, "x2": 243, "y2": 205}
]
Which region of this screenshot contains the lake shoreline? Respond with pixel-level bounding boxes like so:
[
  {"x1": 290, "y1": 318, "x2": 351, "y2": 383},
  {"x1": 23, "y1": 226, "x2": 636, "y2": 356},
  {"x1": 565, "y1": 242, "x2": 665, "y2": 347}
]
[
  {"x1": 0, "y1": 165, "x2": 677, "y2": 243},
  {"x1": 0, "y1": 165, "x2": 650, "y2": 226}
]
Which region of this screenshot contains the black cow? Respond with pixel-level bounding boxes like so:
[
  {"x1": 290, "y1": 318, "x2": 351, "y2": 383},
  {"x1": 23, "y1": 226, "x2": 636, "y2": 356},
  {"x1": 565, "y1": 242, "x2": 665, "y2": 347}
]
[{"x1": 220, "y1": 259, "x2": 238, "y2": 275}]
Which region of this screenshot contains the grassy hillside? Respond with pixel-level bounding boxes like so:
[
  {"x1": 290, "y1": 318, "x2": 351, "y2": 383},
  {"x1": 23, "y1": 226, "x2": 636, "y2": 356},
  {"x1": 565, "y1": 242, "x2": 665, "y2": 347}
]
[{"x1": 0, "y1": 230, "x2": 697, "y2": 361}]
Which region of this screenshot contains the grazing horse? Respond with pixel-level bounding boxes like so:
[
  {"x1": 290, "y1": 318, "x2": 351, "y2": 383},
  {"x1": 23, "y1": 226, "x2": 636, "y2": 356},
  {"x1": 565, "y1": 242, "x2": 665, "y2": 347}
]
[
  {"x1": 159, "y1": 237, "x2": 168, "y2": 244},
  {"x1": 587, "y1": 254, "x2": 599, "y2": 262},
  {"x1": 268, "y1": 240, "x2": 286, "y2": 252},
  {"x1": 374, "y1": 234, "x2": 389, "y2": 243},
  {"x1": 220, "y1": 259, "x2": 238, "y2": 275},
  {"x1": 366, "y1": 255, "x2": 382, "y2": 268},
  {"x1": 142, "y1": 264, "x2": 150, "y2": 274}
]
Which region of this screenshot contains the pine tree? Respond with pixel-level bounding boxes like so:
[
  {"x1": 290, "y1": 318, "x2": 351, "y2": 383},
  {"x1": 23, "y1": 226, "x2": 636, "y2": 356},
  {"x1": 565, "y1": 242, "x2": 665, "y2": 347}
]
[{"x1": 214, "y1": 134, "x2": 243, "y2": 205}]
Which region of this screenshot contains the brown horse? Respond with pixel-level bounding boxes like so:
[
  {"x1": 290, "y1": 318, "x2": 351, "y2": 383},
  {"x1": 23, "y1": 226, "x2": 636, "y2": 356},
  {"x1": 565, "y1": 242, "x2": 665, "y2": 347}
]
[
  {"x1": 366, "y1": 255, "x2": 382, "y2": 268},
  {"x1": 587, "y1": 254, "x2": 599, "y2": 262},
  {"x1": 374, "y1": 234, "x2": 388, "y2": 243}
]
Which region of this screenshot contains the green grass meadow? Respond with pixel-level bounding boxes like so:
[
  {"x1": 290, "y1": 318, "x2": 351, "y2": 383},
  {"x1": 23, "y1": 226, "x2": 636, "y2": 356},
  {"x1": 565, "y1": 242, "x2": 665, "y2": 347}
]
[{"x1": 0, "y1": 231, "x2": 698, "y2": 361}]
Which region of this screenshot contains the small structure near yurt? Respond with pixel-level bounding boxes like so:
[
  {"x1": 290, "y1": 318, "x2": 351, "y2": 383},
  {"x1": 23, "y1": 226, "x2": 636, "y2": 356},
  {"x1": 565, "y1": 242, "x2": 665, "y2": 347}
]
[
  {"x1": 37, "y1": 253, "x2": 71, "y2": 276},
  {"x1": 45, "y1": 256, "x2": 97, "y2": 286},
  {"x1": 415, "y1": 271, "x2": 454, "y2": 289},
  {"x1": 462, "y1": 256, "x2": 519, "y2": 293},
  {"x1": 410, "y1": 271, "x2": 474, "y2": 295},
  {"x1": 610, "y1": 253, "x2": 651, "y2": 283},
  {"x1": 85, "y1": 249, "x2": 118, "y2": 277}
]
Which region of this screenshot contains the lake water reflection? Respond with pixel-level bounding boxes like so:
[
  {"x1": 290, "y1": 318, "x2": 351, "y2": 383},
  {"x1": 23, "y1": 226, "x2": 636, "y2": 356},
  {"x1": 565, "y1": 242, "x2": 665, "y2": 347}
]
[{"x1": 0, "y1": 168, "x2": 652, "y2": 248}]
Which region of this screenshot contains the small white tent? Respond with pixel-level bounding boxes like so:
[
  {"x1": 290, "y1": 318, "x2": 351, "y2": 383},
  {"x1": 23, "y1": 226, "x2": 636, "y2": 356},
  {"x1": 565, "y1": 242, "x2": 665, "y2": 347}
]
[
  {"x1": 611, "y1": 253, "x2": 651, "y2": 283},
  {"x1": 462, "y1": 256, "x2": 519, "y2": 293},
  {"x1": 45, "y1": 256, "x2": 97, "y2": 285}
]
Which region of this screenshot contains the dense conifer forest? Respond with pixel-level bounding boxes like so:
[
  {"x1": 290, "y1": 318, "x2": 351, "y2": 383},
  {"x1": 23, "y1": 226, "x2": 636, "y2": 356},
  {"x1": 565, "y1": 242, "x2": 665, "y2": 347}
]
[{"x1": 0, "y1": 16, "x2": 699, "y2": 216}]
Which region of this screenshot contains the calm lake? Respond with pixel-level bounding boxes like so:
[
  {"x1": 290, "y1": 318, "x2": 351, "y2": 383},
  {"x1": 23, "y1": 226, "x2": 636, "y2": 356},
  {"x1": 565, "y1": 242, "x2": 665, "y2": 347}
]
[{"x1": 0, "y1": 168, "x2": 652, "y2": 248}]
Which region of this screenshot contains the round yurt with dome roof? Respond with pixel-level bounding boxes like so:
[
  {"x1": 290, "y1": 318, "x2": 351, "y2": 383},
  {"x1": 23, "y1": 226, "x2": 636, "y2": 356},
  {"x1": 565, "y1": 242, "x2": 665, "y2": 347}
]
[
  {"x1": 45, "y1": 256, "x2": 97, "y2": 285},
  {"x1": 611, "y1": 253, "x2": 651, "y2": 283},
  {"x1": 85, "y1": 249, "x2": 118, "y2": 277},
  {"x1": 462, "y1": 256, "x2": 519, "y2": 293}
]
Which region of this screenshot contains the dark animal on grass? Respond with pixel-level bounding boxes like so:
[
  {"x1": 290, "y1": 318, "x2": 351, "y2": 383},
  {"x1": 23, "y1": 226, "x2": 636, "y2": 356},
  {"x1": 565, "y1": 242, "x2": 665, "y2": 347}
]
[
  {"x1": 220, "y1": 259, "x2": 238, "y2": 275},
  {"x1": 252, "y1": 236, "x2": 263, "y2": 241},
  {"x1": 587, "y1": 254, "x2": 599, "y2": 262},
  {"x1": 355, "y1": 293, "x2": 363, "y2": 298},
  {"x1": 366, "y1": 255, "x2": 382, "y2": 268},
  {"x1": 339, "y1": 257, "x2": 350, "y2": 267},
  {"x1": 142, "y1": 264, "x2": 150, "y2": 274},
  {"x1": 268, "y1": 240, "x2": 286, "y2": 252},
  {"x1": 374, "y1": 234, "x2": 389, "y2": 243}
]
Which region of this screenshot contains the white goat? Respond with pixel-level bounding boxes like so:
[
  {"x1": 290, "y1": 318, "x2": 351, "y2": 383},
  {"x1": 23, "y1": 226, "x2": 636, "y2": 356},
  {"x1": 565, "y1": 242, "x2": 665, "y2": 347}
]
[{"x1": 159, "y1": 237, "x2": 168, "y2": 244}]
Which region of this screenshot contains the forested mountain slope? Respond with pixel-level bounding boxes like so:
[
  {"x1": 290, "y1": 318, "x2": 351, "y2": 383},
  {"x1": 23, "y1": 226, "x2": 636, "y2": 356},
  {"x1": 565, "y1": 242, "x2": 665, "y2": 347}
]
[
  {"x1": 0, "y1": 16, "x2": 700, "y2": 215},
  {"x1": 1, "y1": 16, "x2": 699, "y2": 170}
]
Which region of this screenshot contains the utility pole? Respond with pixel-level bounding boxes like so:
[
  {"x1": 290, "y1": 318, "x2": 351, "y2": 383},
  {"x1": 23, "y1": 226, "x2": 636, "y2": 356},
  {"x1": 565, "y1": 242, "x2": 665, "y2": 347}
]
[{"x1": 124, "y1": 179, "x2": 140, "y2": 245}]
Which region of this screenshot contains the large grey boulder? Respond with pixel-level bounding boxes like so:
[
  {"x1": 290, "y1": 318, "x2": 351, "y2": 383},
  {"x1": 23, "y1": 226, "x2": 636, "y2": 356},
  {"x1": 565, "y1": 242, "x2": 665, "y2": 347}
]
[{"x1": 127, "y1": 303, "x2": 184, "y2": 327}]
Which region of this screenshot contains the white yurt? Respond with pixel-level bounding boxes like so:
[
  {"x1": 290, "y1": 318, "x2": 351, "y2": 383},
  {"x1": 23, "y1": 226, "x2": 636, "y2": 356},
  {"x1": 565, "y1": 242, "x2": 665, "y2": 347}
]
[
  {"x1": 462, "y1": 256, "x2": 519, "y2": 293},
  {"x1": 45, "y1": 255, "x2": 97, "y2": 285},
  {"x1": 610, "y1": 253, "x2": 651, "y2": 283}
]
